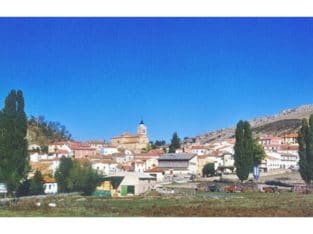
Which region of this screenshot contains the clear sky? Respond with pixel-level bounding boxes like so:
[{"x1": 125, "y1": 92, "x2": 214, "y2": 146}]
[{"x1": 1, "y1": 18, "x2": 313, "y2": 142}]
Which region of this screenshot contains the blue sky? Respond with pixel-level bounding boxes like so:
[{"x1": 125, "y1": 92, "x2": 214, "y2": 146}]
[{"x1": 1, "y1": 18, "x2": 313, "y2": 142}]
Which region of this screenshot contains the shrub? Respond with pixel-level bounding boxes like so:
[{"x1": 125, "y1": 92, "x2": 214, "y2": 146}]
[{"x1": 202, "y1": 163, "x2": 216, "y2": 177}]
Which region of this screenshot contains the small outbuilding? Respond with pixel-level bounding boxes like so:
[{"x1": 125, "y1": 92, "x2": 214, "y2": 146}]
[
  {"x1": 95, "y1": 172, "x2": 156, "y2": 197},
  {"x1": 43, "y1": 176, "x2": 58, "y2": 194}
]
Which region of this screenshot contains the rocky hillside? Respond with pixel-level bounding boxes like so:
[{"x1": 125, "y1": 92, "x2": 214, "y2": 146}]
[
  {"x1": 186, "y1": 104, "x2": 313, "y2": 144},
  {"x1": 26, "y1": 116, "x2": 72, "y2": 146}
]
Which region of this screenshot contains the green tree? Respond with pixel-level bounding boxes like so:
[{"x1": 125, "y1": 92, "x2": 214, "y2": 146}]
[
  {"x1": 41, "y1": 145, "x2": 49, "y2": 154},
  {"x1": 298, "y1": 116, "x2": 313, "y2": 184},
  {"x1": 163, "y1": 147, "x2": 168, "y2": 153},
  {"x1": 17, "y1": 179, "x2": 31, "y2": 197},
  {"x1": 169, "y1": 132, "x2": 181, "y2": 153},
  {"x1": 202, "y1": 163, "x2": 215, "y2": 177},
  {"x1": 54, "y1": 156, "x2": 74, "y2": 193},
  {"x1": 0, "y1": 90, "x2": 29, "y2": 193},
  {"x1": 155, "y1": 140, "x2": 166, "y2": 147},
  {"x1": 29, "y1": 170, "x2": 44, "y2": 195},
  {"x1": 149, "y1": 141, "x2": 156, "y2": 150},
  {"x1": 149, "y1": 140, "x2": 166, "y2": 150},
  {"x1": 142, "y1": 143, "x2": 152, "y2": 153},
  {"x1": 66, "y1": 160, "x2": 81, "y2": 192},
  {"x1": 67, "y1": 160, "x2": 99, "y2": 195},
  {"x1": 55, "y1": 157, "x2": 100, "y2": 195},
  {"x1": 253, "y1": 139, "x2": 266, "y2": 166},
  {"x1": 234, "y1": 120, "x2": 254, "y2": 182},
  {"x1": 77, "y1": 161, "x2": 100, "y2": 195}
]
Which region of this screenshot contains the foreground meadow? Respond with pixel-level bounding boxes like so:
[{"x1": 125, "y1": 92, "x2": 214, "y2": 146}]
[{"x1": 1, "y1": 191, "x2": 313, "y2": 217}]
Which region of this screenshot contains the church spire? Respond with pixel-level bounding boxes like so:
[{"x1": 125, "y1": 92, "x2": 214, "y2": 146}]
[{"x1": 139, "y1": 116, "x2": 144, "y2": 125}]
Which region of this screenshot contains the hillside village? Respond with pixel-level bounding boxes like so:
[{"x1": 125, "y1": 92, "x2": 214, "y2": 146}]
[{"x1": 27, "y1": 119, "x2": 301, "y2": 196}]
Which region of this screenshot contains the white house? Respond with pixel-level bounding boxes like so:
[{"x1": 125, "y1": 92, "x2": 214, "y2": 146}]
[
  {"x1": 207, "y1": 154, "x2": 223, "y2": 170},
  {"x1": 112, "y1": 154, "x2": 134, "y2": 164},
  {"x1": 28, "y1": 144, "x2": 41, "y2": 151},
  {"x1": 92, "y1": 160, "x2": 119, "y2": 176},
  {"x1": 222, "y1": 153, "x2": 235, "y2": 167},
  {"x1": 282, "y1": 133, "x2": 298, "y2": 145},
  {"x1": 144, "y1": 158, "x2": 159, "y2": 170},
  {"x1": 55, "y1": 149, "x2": 71, "y2": 158},
  {"x1": 43, "y1": 176, "x2": 58, "y2": 194},
  {"x1": 48, "y1": 142, "x2": 74, "y2": 156},
  {"x1": 30, "y1": 152, "x2": 40, "y2": 162},
  {"x1": 133, "y1": 153, "x2": 160, "y2": 171},
  {"x1": 144, "y1": 167, "x2": 165, "y2": 182},
  {"x1": 125, "y1": 149, "x2": 133, "y2": 156},
  {"x1": 175, "y1": 149, "x2": 184, "y2": 154},
  {"x1": 261, "y1": 152, "x2": 282, "y2": 171},
  {"x1": 87, "y1": 140, "x2": 106, "y2": 151},
  {"x1": 100, "y1": 146, "x2": 119, "y2": 156},
  {"x1": 43, "y1": 182, "x2": 58, "y2": 194},
  {"x1": 30, "y1": 153, "x2": 52, "y2": 162},
  {"x1": 280, "y1": 153, "x2": 299, "y2": 169},
  {"x1": 132, "y1": 159, "x2": 145, "y2": 173},
  {"x1": 190, "y1": 146, "x2": 209, "y2": 156}
]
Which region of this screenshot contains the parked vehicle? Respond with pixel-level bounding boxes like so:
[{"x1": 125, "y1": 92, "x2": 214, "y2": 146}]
[
  {"x1": 224, "y1": 185, "x2": 237, "y2": 193},
  {"x1": 263, "y1": 186, "x2": 278, "y2": 193},
  {"x1": 207, "y1": 184, "x2": 220, "y2": 192}
]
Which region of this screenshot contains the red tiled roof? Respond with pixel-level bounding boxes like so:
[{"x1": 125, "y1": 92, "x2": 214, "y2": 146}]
[
  {"x1": 191, "y1": 146, "x2": 207, "y2": 150},
  {"x1": 148, "y1": 149, "x2": 164, "y2": 155},
  {"x1": 145, "y1": 167, "x2": 164, "y2": 173},
  {"x1": 92, "y1": 159, "x2": 116, "y2": 164},
  {"x1": 132, "y1": 159, "x2": 144, "y2": 164},
  {"x1": 282, "y1": 133, "x2": 299, "y2": 138},
  {"x1": 43, "y1": 175, "x2": 56, "y2": 183},
  {"x1": 266, "y1": 156, "x2": 280, "y2": 161},
  {"x1": 86, "y1": 140, "x2": 105, "y2": 144},
  {"x1": 56, "y1": 149, "x2": 70, "y2": 154},
  {"x1": 118, "y1": 164, "x2": 134, "y2": 171},
  {"x1": 280, "y1": 144, "x2": 299, "y2": 151},
  {"x1": 71, "y1": 143, "x2": 95, "y2": 150},
  {"x1": 50, "y1": 141, "x2": 80, "y2": 146}
]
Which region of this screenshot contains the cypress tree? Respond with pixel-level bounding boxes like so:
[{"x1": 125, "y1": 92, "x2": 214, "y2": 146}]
[
  {"x1": 54, "y1": 156, "x2": 74, "y2": 192},
  {"x1": 234, "y1": 120, "x2": 254, "y2": 181},
  {"x1": 0, "y1": 90, "x2": 29, "y2": 193},
  {"x1": 169, "y1": 132, "x2": 181, "y2": 153},
  {"x1": 29, "y1": 170, "x2": 44, "y2": 195},
  {"x1": 298, "y1": 116, "x2": 313, "y2": 184}
]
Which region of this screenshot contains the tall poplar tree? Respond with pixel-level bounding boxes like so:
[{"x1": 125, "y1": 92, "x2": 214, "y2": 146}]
[
  {"x1": 234, "y1": 120, "x2": 254, "y2": 181},
  {"x1": 298, "y1": 116, "x2": 313, "y2": 184},
  {"x1": 0, "y1": 90, "x2": 29, "y2": 192}
]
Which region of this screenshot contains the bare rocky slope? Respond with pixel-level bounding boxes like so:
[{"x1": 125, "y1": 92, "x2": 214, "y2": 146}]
[
  {"x1": 186, "y1": 104, "x2": 313, "y2": 144},
  {"x1": 26, "y1": 117, "x2": 72, "y2": 147}
]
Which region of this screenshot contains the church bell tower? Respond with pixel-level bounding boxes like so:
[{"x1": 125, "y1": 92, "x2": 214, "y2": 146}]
[{"x1": 137, "y1": 119, "x2": 147, "y2": 136}]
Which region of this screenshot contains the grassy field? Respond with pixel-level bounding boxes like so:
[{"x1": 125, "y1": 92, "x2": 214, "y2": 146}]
[{"x1": 1, "y1": 191, "x2": 313, "y2": 217}]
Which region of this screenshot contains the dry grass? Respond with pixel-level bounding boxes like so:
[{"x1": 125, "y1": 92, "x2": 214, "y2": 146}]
[{"x1": 1, "y1": 191, "x2": 313, "y2": 217}]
